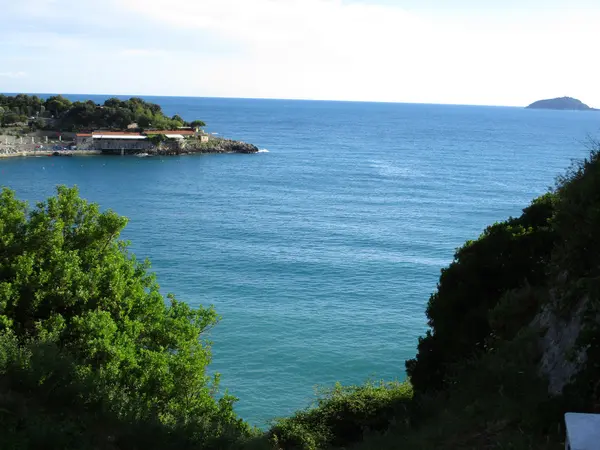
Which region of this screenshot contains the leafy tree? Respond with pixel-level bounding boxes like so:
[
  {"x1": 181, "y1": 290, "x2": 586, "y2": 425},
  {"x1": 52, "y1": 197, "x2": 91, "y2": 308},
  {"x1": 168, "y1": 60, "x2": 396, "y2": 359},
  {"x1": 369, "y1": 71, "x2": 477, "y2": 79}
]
[
  {"x1": 3, "y1": 112, "x2": 25, "y2": 125},
  {"x1": 104, "y1": 97, "x2": 124, "y2": 108},
  {"x1": 30, "y1": 118, "x2": 46, "y2": 130},
  {"x1": 0, "y1": 95, "x2": 45, "y2": 122},
  {"x1": 1, "y1": 94, "x2": 206, "y2": 132},
  {"x1": 138, "y1": 113, "x2": 153, "y2": 128},
  {"x1": 0, "y1": 186, "x2": 252, "y2": 448},
  {"x1": 190, "y1": 120, "x2": 207, "y2": 129},
  {"x1": 44, "y1": 95, "x2": 73, "y2": 117}
]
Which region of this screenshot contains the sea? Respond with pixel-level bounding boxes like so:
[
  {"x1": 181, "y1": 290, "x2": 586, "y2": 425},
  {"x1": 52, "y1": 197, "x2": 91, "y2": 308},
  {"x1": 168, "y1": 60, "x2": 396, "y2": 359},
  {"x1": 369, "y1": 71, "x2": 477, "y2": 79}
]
[{"x1": 0, "y1": 96, "x2": 599, "y2": 427}]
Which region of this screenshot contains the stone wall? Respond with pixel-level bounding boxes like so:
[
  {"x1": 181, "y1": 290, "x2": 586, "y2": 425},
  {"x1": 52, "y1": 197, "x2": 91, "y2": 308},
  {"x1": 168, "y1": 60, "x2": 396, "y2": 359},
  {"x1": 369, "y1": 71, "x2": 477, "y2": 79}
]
[{"x1": 91, "y1": 139, "x2": 154, "y2": 151}]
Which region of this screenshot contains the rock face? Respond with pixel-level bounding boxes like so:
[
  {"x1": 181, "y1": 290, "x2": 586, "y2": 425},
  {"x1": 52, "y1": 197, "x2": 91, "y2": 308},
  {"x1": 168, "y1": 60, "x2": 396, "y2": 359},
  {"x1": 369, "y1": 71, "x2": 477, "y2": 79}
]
[
  {"x1": 150, "y1": 138, "x2": 259, "y2": 156},
  {"x1": 526, "y1": 97, "x2": 596, "y2": 111},
  {"x1": 194, "y1": 139, "x2": 259, "y2": 154},
  {"x1": 533, "y1": 295, "x2": 590, "y2": 395}
]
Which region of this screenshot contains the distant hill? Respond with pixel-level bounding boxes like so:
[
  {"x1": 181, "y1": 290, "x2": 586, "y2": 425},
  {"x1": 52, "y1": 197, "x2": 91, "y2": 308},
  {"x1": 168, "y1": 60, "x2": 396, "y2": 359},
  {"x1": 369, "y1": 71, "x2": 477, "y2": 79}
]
[{"x1": 526, "y1": 96, "x2": 596, "y2": 111}]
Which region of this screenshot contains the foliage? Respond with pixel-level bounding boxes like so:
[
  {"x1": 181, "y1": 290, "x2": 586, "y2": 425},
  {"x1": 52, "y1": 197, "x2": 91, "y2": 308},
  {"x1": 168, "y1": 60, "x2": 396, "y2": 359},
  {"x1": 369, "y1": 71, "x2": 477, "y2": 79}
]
[
  {"x1": 0, "y1": 94, "x2": 44, "y2": 124},
  {"x1": 45, "y1": 95, "x2": 73, "y2": 117},
  {"x1": 269, "y1": 381, "x2": 413, "y2": 450},
  {"x1": 190, "y1": 120, "x2": 207, "y2": 129},
  {"x1": 0, "y1": 186, "x2": 253, "y2": 449},
  {"x1": 550, "y1": 146, "x2": 600, "y2": 415},
  {"x1": 58, "y1": 97, "x2": 191, "y2": 131},
  {"x1": 0, "y1": 94, "x2": 205, "y2": 132},
  {"x1": 147, "y1": 133, "x2": 169, "y2": 145},
  {"x1": 406, "y1": 193, "x2": 557, "y2": 392},
  {"x1": 350, "y1": 331, "x2": 563, "y2": 450},
  {"x1": 552, "y1": 146, "x2": 600, "y2": 281}
]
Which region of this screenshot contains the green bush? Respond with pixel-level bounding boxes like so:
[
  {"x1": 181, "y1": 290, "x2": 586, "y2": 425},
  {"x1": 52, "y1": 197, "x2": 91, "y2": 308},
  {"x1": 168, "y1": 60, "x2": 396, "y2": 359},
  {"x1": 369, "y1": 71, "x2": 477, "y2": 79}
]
[
  {"x1": 406, "y1": 193, "x2": 557, "y2": 393},
  {"x1": 551, "y1": 147, "x2": 600, "y2": 415},
  {"x1": 0, "y1": 186, "x2": 253, "y2": 449},
  {"x1": 269, "y1": 381, "x2": 413, "y2": 450}
]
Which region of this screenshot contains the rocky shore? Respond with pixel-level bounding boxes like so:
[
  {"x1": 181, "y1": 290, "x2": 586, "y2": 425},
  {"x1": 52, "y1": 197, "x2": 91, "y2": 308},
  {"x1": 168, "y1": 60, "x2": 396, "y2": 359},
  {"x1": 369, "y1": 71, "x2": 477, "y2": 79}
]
[
  {"x1": 149, "y1": 138, "x2": 259, "y2": 156},
  {"x1": 0, "y1": 136, "x2": 259, "y2": 158}
]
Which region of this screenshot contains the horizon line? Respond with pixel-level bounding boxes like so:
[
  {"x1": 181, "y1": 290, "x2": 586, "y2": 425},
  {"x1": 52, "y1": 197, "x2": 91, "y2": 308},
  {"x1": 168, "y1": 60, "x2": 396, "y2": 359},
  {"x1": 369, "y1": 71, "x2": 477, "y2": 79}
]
[{"x1": 1, "y1": 91, "x2": 532, "y2": 109}]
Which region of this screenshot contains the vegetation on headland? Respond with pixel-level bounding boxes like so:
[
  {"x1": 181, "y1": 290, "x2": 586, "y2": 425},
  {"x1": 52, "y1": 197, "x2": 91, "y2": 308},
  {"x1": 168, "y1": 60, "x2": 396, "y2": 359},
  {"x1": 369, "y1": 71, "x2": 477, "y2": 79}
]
[
  {"x1": 0, "y1": 94, "x2": 206, "y2": 131},
  {"x1": 0, "y1": 94, "x2": 260, "y2": 156},
  {"x1": 2, "y1": 144, "x2": 600, "y2": 449}
]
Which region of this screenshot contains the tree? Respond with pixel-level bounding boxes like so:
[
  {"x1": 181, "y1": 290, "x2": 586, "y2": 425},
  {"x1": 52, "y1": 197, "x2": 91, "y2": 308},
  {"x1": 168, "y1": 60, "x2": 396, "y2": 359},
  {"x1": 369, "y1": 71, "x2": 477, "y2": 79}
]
[
  {"x1": 190, "y1": 120, "x2": 207, "y2": 129},
  {"x1": 44, "y1": 95, "x2": 72, "y2": 117},
  {"x1": 1, "y1": 94, "x2": 204, "y2": 132},
  {"x1": 0, "y1": 186, "x2": 252, "y2": 448},
  {"x1": 138, "y1": 114, "x2": 153, "y2": 128},
  {"x1": 30, "y1": 117, "x2": 47, "y2": 130},
  {"x1": 3, "y1": 112, "x2": 22, "y2": 125},
  {"x1": 104, "y1": 97, "x2": 123, "y2": 108}
]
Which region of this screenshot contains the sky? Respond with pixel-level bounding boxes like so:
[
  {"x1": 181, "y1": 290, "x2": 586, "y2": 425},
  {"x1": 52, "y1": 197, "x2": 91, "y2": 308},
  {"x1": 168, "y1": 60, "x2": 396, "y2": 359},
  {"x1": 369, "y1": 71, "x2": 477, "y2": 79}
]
[{"x1": 1, "y1": 0, "x2": 599, "y2": 106}]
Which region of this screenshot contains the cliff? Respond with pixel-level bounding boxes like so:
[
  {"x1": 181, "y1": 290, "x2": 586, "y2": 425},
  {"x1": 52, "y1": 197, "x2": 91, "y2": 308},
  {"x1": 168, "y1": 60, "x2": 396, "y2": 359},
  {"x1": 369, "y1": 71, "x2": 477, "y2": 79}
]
[{"x1": 526, "y1": 96, "x2": 596, "y2": 111}]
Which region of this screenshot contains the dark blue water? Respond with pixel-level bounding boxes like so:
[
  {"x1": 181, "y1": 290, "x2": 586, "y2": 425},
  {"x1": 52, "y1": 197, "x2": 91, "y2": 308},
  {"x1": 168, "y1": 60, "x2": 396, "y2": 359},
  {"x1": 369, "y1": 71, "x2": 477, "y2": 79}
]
[{"x1": 1, "y1": 96, "x2": 598, "y2": 426}]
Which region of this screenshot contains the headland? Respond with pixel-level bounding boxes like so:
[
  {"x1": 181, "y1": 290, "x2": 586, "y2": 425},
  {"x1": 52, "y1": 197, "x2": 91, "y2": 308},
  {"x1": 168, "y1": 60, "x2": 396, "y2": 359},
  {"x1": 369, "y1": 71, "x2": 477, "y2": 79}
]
[{"x1": 0, "y1": 94, "x2": 259, "y2": 157}]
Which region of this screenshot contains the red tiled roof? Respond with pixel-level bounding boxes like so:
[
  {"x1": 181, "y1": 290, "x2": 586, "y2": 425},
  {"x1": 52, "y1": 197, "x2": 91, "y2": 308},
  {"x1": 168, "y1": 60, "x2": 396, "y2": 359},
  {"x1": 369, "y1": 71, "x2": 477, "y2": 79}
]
[
  {"x1": 143, "y1": 130, "x2": 195, "y2": 136},
  {"x1": 92, "y1": 131, "x2": 142, "y2": 136}
]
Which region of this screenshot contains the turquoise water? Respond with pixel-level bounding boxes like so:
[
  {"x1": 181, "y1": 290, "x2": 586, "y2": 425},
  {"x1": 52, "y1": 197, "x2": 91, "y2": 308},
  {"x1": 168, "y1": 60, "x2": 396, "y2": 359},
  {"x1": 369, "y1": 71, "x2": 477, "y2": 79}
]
[{"x1": 1, "y1": 97, "x2": 599, "y2": 426}]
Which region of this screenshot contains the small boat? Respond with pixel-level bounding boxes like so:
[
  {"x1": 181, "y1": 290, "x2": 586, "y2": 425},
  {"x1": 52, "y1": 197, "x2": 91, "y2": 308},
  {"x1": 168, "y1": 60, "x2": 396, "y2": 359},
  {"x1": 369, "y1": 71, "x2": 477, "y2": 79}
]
[{"x1": 135, "y1": 152, "x2": 150, "y2": 158}]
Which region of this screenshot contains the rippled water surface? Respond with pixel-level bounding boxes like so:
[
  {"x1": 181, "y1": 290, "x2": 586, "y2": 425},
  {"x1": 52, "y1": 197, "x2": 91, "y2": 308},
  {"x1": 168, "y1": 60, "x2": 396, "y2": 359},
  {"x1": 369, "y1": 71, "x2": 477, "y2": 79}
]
[{"x1": 1, "y1": 97, "x2": 598, "y2": 426}]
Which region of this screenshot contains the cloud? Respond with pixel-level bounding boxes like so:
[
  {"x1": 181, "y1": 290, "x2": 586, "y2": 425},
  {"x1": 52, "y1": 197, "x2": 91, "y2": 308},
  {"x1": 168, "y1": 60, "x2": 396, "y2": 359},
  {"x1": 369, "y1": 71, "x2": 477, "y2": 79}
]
[
  {"x1": 113, "y1": 0, "x2": 600, "y2": 105},
  {"x1": 1, "y1": 0, "x2": 600, "y2": 105},
  {"x1": 0, "y1": 72, "x2": 27, "y2": 78},
  {"x1": 119, "y1": 49, "x2": 166, "y2": 57},
  {"x1": 122, "y1": 0, "x2": 431, "y2": 57}
]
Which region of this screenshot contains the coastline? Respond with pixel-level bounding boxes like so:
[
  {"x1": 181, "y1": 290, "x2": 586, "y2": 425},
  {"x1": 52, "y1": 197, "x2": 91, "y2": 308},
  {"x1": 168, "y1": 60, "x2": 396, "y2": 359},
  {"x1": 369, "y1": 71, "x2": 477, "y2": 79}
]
[
  {"x1": 0, "y1": 149, "x2": 103, "y2": 158},
  {"x1": 0, "y1": 139, "x2": 259, "y2": 159}
]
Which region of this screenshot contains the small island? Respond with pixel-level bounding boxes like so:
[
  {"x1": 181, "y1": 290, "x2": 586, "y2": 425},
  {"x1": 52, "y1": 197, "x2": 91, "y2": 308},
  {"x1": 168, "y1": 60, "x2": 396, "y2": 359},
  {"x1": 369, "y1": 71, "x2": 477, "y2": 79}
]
[
  {"x1": 526, "y1": 96, "x2": 596, "y2": 111},
  {"x1": 0, "y1": 94, "x2": 259, "y2": 157}
]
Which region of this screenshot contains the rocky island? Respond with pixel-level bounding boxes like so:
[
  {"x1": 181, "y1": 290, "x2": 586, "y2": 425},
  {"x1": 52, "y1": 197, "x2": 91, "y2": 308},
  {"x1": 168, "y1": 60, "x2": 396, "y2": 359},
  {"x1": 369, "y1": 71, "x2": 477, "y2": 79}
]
[
  {"x1": 0, "y1": 94, "x2": 259, "y2": 157},
  {"x1": 526, "y1": 96, "x2": 596, "y2": 111}
]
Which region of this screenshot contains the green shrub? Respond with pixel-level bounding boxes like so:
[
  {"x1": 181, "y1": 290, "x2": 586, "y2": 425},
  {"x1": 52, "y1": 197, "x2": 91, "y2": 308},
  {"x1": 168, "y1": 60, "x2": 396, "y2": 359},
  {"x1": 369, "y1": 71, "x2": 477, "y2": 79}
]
[
  {"x1": 552, "y1": 146, "x2": 600, "y2": 280},
  {"x1": 0, "y1": 186, "x2": 253, "y2": 449},
  {"x1": 551, "y1": 147, "x2": 600, "y2": 415},
  {"x1": 269, "y1": 381, "x2": 413, "y2": 450},
  {"x1": 406, "y1": 193, "x2": 557, "y2": 393}
]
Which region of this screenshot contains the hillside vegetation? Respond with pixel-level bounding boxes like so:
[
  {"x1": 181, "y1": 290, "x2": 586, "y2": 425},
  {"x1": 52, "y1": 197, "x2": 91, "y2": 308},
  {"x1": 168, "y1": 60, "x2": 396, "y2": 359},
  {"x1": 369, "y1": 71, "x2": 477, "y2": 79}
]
[
  {"x1": 2, "y1": 145, "x2": 600, "y2": 449},
  {"x1": 0, "y1": 94, "x2": 206, "y2": 131}
]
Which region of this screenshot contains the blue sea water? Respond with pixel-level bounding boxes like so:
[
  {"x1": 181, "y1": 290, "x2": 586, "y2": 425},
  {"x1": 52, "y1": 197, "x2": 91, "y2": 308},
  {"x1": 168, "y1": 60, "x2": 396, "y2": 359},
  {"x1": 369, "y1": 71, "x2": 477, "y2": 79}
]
[{"x1": 0, "y1": 96, "x2": 599, "y2": 427}]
